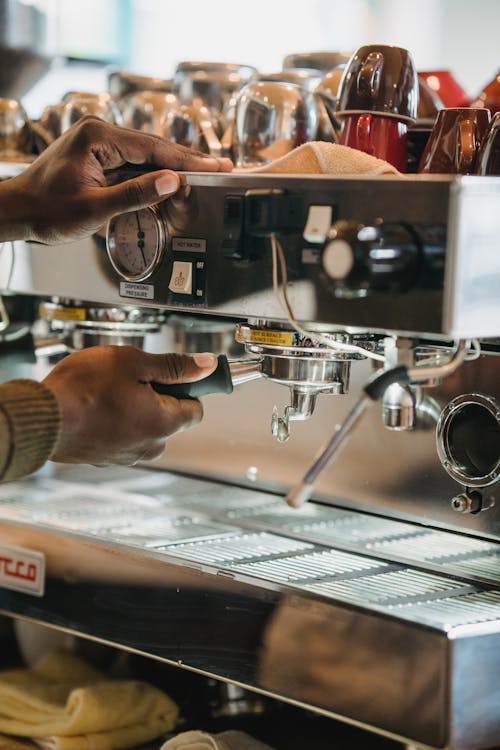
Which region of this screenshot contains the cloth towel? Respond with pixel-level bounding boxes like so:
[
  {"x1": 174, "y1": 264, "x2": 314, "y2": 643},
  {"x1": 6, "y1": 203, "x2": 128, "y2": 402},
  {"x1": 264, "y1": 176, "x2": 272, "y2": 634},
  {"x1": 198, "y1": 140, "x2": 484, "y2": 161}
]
[
  {"x1": 0, "y1": 651, "x2": 178, "y2": 750},
  {"x1": 0, "y1": 734, "x2": 37, "y2": 749},
  {"x1": 234, "y1": 141, "x2": 401, "y2": 176},
  {"x1": 160, "y1": 730, "x2": 275, "y2": 750}
]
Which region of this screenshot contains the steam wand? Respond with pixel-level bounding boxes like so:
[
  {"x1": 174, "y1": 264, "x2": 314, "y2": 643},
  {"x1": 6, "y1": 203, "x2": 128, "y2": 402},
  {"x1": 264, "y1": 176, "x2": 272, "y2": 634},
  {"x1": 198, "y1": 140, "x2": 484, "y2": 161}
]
[{"x1": 285, "y1": 341, "x2": 471, "y2": 508}]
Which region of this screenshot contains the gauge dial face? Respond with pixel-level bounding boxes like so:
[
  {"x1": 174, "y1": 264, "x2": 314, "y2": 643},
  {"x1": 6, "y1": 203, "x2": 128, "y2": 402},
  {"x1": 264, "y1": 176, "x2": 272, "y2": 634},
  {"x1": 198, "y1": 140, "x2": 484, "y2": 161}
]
[{"x1": 106, "y1": 207, "x2": 166, "y2": 281}]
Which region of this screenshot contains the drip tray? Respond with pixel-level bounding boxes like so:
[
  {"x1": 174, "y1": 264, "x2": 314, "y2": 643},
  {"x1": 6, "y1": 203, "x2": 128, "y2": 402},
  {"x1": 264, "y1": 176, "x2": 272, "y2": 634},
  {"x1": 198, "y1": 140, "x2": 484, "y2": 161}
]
[{"x1": 1, "y1": 467, "x2": 500, "y2": 750}]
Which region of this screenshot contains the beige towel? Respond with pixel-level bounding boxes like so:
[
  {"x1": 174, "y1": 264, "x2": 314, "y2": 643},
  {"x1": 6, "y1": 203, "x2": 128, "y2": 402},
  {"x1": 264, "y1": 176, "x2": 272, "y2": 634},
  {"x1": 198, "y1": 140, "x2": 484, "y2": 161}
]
[
  {"x1": 160, "y1": 730, "x2": 275, "y2": 750},
  {"x1": 0, "y1": 735, "x2": 37, "y2": 749},
  {"x1": 0, "y1": 651, "x2": 178, "y2": 750},
  {"x1": 234, "y1": 141, "x2": 401, "y2": 176}
]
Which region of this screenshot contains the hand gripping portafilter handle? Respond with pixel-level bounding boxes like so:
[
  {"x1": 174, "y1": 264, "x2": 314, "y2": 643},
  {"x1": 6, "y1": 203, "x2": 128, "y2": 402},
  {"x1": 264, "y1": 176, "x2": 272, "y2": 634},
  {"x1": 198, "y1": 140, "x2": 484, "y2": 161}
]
[{"x1": 151, "y1": 355, "x2": 234, "y2": 399}]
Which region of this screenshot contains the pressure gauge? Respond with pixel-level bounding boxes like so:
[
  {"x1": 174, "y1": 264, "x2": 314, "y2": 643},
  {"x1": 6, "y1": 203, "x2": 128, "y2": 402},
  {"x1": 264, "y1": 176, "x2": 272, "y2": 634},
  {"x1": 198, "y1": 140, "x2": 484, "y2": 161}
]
[{"x1": 106, "y1": 206, "x2": 166, "y2": 281}]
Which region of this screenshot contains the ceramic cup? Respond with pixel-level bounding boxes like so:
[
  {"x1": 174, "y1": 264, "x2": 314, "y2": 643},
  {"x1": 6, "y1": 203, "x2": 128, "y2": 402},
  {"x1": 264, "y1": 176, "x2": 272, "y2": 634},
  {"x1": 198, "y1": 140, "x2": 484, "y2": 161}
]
[
  {"x1": 471, "y1": 69, "x2": 500, "y2": 115},
  {"x1": 419, "y1": 70, "x2": 471, "y2": 108},
  {"x1": 418, "y1": 107, "x2": 491, "y2": 174},
  {"x1": 335, "y1": 44, "x2": 418, "y2": 171},
  {"x1": 476, "y1": 112, "x2": 500, "y2": 175}
]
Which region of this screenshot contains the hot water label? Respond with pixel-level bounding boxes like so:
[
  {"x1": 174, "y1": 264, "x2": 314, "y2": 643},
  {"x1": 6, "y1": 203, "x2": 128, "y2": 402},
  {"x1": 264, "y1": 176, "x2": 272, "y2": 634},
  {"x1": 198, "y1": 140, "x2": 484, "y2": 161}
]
[{"x1": 0, "y1": 544, "x2": 45, "y2": 596}]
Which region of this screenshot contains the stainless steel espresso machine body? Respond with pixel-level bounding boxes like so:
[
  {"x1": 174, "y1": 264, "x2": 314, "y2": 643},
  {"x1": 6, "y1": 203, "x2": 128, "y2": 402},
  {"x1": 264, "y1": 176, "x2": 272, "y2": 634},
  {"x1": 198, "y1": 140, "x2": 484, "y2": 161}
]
[{"x1": 1, "y1": 170, "x2": 500, "y2": 750}]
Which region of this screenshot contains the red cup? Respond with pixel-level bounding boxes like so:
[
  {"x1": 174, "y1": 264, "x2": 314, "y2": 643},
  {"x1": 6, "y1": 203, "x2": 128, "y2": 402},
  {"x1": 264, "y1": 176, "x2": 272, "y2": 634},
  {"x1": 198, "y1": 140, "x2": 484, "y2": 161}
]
[
  {"x1": 340, "y1": 112, "x2": 408, "y2": 171},
  {"x1": 471, "y1": 69, "x2": 500, "y2": 115},
  {"x1": 418, "y1": 70, "x2": 471, "y2": 108}
]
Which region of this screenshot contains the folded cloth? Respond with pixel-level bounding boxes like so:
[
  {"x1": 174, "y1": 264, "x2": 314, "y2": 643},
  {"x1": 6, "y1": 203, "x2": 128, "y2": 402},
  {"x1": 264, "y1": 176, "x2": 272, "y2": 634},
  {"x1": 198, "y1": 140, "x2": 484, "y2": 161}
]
[
  {"x1": 0, "y1": 735, "x2": 37, "y2": 748},
  {"x1": 234, "y1": 141, "x2": 401, "y2": 176},
  {"x1": 160, "y1": 729, "x2": 275, "y2": 750},
  {"x1": 0, "y1": 651, "x2": 178, "y2": 750}
]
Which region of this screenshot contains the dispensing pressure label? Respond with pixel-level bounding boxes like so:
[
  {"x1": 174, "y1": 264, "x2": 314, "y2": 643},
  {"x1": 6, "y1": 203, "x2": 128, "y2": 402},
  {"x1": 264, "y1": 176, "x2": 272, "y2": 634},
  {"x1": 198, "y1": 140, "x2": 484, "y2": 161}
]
[
  {"x1": 119, "y1": 282, "x2": 155, "y2": 300},
  {"x1": 242, "y1": 330, "x2": 295, "y2": 346},
  {"x1": 0, "y1": 544, "x2": 45, "y2": 597}
]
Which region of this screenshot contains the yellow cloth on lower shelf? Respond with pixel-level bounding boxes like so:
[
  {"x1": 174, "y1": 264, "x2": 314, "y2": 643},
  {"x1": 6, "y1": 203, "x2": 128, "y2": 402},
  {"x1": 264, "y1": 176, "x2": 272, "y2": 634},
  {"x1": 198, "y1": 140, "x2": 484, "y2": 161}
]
[{"x1": 0, "y1": 651, "x2": 178, "y2": 750}]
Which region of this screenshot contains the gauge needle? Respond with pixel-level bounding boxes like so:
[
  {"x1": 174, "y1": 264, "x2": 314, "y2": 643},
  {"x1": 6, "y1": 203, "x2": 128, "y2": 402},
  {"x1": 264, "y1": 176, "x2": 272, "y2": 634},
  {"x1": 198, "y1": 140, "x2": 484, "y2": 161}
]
[{"x1": 135, "y1": 211, "x2": 147, "y2": 267}]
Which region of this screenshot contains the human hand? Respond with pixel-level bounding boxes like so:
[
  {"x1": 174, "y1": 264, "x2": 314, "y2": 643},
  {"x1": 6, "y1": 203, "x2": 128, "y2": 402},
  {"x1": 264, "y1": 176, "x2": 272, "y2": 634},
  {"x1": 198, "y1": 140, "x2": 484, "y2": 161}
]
[
  {"x1": 42, "y1": 345, "x2": 217, "y2": 466},
  {"x1": 0, "y1": 116, "x2": 233, "y2": 243}
]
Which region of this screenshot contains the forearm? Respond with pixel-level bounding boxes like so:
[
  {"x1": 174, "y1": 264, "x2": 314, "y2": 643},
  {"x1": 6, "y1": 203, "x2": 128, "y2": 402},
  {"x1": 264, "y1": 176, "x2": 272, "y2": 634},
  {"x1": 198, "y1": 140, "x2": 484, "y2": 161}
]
[
  {"x1": 0, "y1": 176, "x2": 37, "y2": 242},
  {"x1": 0, "y1": 380, "x2": 61, "y2": 482}
]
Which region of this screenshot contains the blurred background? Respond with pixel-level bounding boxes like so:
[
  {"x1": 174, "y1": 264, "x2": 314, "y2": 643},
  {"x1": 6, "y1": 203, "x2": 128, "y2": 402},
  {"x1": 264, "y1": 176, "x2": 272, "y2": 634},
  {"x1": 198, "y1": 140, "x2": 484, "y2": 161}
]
[{"x1": 6, "y1": 0, "x2": 500, "y2": 118}]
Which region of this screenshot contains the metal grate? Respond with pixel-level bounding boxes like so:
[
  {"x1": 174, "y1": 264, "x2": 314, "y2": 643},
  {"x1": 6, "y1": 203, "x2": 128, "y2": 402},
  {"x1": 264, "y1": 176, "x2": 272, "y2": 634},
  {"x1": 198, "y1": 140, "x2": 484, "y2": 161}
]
[
  {"x1": 368, "y1": 530, "x2": 497, "y2": 560},
  {"x1": 388, "y1": 590, "x2": 500, "y2": 628},
  {"x1": 304, "y1": 568, "x2": 472, "y2": 606},
  {"x1": 157, "y1": 532, "x2": 314, "y2": 565},
  {"x1": 106, "y1": 518, "x2": 236, "y2": 546},
  {"x1": 228, "y1": 548, "x2": 389, "y2": 584}
]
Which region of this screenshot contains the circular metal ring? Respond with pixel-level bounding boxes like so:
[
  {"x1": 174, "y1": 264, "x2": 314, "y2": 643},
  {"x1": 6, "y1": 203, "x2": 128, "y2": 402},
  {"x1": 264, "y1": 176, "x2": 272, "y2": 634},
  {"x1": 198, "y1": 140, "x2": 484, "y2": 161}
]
[{"x1": 436, "y1": 393, "x2": 500, "y2": 487}]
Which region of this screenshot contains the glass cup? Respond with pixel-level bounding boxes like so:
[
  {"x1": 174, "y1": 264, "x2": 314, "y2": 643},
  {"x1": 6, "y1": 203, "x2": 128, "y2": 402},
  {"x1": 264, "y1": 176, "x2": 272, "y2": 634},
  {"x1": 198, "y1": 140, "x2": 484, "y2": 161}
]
[
  {"x1": 0, "y1": 97, "x2": 30, "y2": 157},
  {"x1": 233, "y1": 81, "x2": 319, "y2": 167},
  {"x1": 60, "y1": 93, "x2": 122, "y2": 132},
  {"x1": 120, "y1": 91, "x2": 179, "y2": 136}
]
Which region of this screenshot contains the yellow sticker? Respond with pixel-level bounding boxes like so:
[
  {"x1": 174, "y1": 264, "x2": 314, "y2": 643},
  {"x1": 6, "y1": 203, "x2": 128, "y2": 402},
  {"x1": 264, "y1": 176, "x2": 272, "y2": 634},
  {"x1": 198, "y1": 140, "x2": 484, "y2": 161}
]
[
  {"x1": 40, "y1": 306, "x2": 87, "y2": 321},
  {"x1": 244, "y1": 330, "x2": 295, "y2": 346}
]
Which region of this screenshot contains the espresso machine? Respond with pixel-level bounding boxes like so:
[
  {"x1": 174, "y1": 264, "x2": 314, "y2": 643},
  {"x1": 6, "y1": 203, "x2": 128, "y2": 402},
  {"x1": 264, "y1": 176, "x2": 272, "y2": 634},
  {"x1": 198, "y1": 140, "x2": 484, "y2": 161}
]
[{"x1": 0, "y1": 168, "x2": 500, "y2": 750}]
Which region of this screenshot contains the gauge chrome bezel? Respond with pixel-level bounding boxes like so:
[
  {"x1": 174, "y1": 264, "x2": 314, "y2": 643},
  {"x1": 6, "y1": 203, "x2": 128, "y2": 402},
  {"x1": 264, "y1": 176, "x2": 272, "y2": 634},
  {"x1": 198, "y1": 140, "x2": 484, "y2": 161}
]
[{"x1": 106, "y1": 205, "x2": 166, "y2": 282}]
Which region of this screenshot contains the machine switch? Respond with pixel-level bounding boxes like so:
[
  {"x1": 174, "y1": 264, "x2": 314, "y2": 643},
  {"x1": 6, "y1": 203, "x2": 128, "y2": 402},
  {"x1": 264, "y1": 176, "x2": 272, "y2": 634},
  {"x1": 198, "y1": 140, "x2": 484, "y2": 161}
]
[
  {"x1": 169, "y1": 261, "x2": 193, "y2": 295},
  {"x1": 303, "y1": 205, "x2": 333, "y2": 243}
]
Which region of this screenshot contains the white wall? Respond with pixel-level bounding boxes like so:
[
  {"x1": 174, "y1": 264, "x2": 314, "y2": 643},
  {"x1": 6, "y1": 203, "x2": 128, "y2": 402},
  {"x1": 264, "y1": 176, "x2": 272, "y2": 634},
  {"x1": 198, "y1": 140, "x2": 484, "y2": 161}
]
[{"x1": 22, "y1": 0, "x2": 500, "y2": 117}]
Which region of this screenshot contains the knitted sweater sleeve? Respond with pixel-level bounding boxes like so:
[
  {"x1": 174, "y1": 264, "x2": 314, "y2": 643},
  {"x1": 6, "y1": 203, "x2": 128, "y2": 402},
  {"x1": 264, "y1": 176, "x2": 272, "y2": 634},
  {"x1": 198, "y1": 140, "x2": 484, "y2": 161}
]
[{"x1": 0, "y1": 380, "x2": 61, "y2": 483}]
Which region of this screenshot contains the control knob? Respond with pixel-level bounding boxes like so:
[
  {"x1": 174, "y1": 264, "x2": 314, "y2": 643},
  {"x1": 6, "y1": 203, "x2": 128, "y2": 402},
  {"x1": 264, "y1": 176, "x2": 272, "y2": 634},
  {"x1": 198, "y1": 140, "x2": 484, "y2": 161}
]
[{"x1": 321, "y1": 219, "x2": 421, "y2": 297}]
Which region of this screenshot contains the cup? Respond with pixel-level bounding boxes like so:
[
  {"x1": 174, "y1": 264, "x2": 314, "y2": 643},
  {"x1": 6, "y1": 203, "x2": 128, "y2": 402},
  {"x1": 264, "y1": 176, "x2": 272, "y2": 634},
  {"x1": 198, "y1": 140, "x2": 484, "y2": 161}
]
[
  {"x1": 165, "y1": 103, "x2": 222, "y2": 155},
  {"x1": 174, "y1": 61, "x2": 257, "y2": 113},
  {"x1": 340, "y1": 113, "x2": 409, "y2": 170},
  {"x1": 417, "y1": 77, "x2": 444, "y2": 124},
  {"x1": 233, "y1": 81, "x2": 319, "y2": 167},
  {"x1": 107, "y1": 70, "x2": 173, "y2": 100},
  {"x1": 60, "y1": 93, "x2": 122, "y2": 132},
  {"x1": 471, "y1": 69, "x2": 500, "y2": 115},
  {"x1": 476, "y1": 112, "x2": 500, "y2": 175},
  {"x1": 121, "y1": 90, "x2": 179, "y2": 135},
  {"x1": 283, "y1": 51, "x2": 352, "y2": 73},
  {"x1": 314, "y1": 65, "x2": 347, "y2": 138},
  {"x1": 418, "y1": 107, "x2": 491, "y2": 174},
  {"x1": 335, "y1": 45, "x2": 418, "y2": 171},
  {"x1": 419, "y1": 70, "x2": 471, "y2": 108},
  {"x1": 0, "y1": 98, "x2": 30, "y2": 155},
  {"x1": 337, "y1": 45, "x2": 418, "y2": 121}
]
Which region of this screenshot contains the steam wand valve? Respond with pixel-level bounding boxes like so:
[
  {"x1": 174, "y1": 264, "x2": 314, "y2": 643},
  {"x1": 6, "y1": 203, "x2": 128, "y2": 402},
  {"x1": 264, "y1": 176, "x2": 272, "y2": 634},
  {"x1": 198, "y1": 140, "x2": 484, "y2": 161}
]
[{"x1": 285, "y1": 365, "x2": 411, "y2": 508}]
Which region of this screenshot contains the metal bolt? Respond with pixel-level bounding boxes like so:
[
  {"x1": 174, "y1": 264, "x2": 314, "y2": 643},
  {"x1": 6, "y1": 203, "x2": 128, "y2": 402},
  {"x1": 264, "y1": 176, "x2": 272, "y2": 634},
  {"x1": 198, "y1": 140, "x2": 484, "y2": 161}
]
[{"x1": 451, "y1": 494, "x2": 470, "y2": 513}]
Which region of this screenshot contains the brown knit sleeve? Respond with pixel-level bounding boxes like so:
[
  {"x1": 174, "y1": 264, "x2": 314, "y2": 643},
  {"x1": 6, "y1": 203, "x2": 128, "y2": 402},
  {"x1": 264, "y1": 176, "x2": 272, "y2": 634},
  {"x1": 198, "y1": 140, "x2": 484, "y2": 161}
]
[{"x1": 0, "y1": 379, "x2": 61, "y2": 483}]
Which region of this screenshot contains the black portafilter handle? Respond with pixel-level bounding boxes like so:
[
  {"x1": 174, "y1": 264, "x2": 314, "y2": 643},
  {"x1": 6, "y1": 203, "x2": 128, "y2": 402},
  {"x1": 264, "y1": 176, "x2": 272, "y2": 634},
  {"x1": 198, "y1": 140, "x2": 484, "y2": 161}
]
[{"x1": 151, "y1": 354, "x2": 234, "y2": 399}]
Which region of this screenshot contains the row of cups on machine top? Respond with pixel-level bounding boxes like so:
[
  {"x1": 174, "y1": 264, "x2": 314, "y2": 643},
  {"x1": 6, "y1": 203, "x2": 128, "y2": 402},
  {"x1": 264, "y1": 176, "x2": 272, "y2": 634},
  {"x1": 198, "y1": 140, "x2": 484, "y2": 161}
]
[{"x1": 1, "y1": 48, "x2": 500, "y2": 175}]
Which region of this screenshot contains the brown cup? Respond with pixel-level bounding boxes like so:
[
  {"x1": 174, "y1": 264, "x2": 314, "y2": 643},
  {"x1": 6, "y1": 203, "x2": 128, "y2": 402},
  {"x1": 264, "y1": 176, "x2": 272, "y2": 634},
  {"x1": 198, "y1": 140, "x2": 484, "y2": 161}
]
[
  {"x1": 336, "y1": 44, "x2": 418, "y2": 122},
  {"x1": 418, "y1": 107, "x2": 491, "y2": 174},
  {"x1": 476, "y1": 112, "x2": 500, "y2": 175}
]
